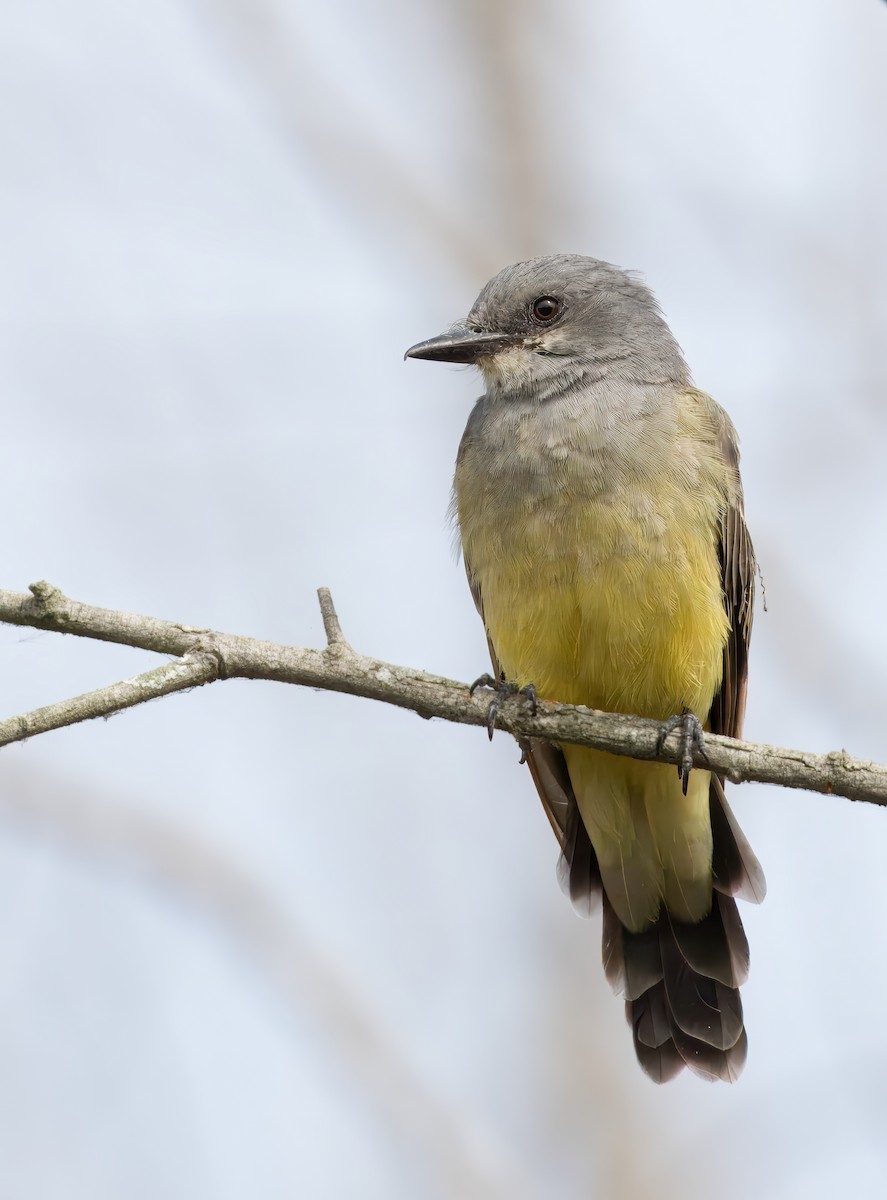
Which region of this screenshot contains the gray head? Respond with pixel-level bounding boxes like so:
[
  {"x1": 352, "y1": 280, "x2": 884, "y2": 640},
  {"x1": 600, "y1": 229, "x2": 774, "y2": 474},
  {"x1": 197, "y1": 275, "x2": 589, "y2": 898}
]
[{"x1": 405, "y1": 254, "x2": 689, "y2": 397}]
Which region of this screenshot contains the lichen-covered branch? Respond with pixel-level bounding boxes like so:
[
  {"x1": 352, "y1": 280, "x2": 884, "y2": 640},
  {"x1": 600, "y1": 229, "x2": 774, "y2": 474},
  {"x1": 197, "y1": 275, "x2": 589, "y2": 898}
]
[{"x1": 0, "y1": 582, "x2": 885, "y2": 807}]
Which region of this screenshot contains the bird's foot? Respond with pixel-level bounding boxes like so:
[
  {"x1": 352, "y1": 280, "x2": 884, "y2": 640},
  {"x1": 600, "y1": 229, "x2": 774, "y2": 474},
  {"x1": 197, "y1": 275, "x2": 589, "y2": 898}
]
[
  {"x1": 656, "y1": 710, "x2": 709, "y2": 795},
  {"x1": 469, "y1": 672, "x2": 537, "y2": 741}
]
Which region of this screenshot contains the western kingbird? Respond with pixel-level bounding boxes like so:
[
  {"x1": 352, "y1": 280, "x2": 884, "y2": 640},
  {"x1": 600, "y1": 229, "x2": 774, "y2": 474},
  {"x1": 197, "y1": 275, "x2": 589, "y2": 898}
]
[{"x1": 406, "y1": 254, "x2": 765, "y2": 1083}]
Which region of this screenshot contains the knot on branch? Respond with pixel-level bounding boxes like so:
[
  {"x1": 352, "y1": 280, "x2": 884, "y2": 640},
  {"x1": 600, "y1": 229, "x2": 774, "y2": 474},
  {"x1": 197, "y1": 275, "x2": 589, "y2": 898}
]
[
  {"x1": 28, "y1": 580, "x2": 66, "y2": 620},
  {"x1": 188, "y1": 637, "x2": 230, "y2": 681}
]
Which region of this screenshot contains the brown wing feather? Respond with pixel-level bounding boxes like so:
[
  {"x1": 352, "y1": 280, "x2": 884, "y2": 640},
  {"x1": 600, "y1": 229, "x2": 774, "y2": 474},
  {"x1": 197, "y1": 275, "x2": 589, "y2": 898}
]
[
  {"x1": 710, "y1": 422, "x2": 755, "y2": 742},
  {"x1": 706, "y1": 419, "x2": 766, "y2": 904}
]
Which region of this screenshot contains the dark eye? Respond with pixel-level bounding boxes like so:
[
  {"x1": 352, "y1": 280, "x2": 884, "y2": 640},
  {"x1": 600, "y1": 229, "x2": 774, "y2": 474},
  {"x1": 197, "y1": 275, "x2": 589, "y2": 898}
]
[{"x1": 531, "y1": 296, "x2": 560, "y2": 323}]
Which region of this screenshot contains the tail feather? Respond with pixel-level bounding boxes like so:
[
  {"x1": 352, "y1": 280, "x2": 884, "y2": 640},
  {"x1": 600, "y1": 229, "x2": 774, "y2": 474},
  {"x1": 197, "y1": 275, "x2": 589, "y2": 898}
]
[
  {"x1": 602, "y1": 898, "x2": 663, "y2": 1000},
  {"x1": 538, "y1": 743, "x2": 763, "y2": 1083},
  {"x1": 632, "y1": 981, "x2": 671, "y2": 1047},
  {"x1": 605, "y1": 889, "x2": 748, "y2": 1079},
  {"x1": 556, "y1": 796, "x2": 602, "y2": 918},
  {"x1": 659, "y1": 923, "x2": 744, "y2": 1051},
  {"x1": 630, "y1": 983, "x2": 749, "y2": 1083},
  {"x1": 670, "y1": 1025, "x2": 748, "y2": 1084},
  {"x1": 632, "y1": 1027, "x2": 686, "y2": 1084},
  {"x1": 710, "y1": 776, "x2": 766, "y2": 903},
  {"x1": 670, "y1": 894, "x2": 749, "y2": 988},
  {"x1": 552, "y1": 758, "x2": 758, "y2": 1089}
]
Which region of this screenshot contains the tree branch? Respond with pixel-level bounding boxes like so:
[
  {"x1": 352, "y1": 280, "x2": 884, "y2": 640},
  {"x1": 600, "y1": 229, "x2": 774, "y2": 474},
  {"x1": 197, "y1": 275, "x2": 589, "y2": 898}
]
[{"x1": 1, "y1": 581, "x2": 885, "y2": 807}]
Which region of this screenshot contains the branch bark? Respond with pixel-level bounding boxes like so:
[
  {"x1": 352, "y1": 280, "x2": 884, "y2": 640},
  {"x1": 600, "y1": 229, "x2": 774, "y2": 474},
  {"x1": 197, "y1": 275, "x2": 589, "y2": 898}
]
[{"x1": 1, "y1": 581, "x2": 885, "y2": 807}]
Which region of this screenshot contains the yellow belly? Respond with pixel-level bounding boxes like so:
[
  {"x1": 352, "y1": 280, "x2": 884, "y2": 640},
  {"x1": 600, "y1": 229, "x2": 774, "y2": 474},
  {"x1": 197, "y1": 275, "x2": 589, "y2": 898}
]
[
  {"x1": 475, "y1": 497, "x2": 728, "y2": 720},
  {"x1": 460, "y1": 486, "x2": 729, "y2": 931}
]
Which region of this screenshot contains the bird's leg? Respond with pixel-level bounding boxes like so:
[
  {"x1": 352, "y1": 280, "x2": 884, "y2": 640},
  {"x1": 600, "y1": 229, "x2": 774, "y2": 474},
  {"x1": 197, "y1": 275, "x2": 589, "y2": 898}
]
[
  {"x1": 656, "y1": 709, "x2": 709, "y2": 795},
  {"x1": 469, "y1": 672, "x2": 538, "y2": 741}
]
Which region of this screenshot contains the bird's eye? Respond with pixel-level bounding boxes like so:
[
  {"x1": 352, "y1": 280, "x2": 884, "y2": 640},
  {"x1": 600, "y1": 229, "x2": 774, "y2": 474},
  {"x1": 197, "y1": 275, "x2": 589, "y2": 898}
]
[{"x1": 531, "y1": 296, "x2": 560, "y2": 323}]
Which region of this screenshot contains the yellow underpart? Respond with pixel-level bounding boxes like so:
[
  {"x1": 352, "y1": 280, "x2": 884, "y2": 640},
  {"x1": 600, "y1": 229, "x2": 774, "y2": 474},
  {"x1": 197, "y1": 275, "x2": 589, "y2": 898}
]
[{"x1": 457, "y1": 399, "x2": 731, "y2": 932}]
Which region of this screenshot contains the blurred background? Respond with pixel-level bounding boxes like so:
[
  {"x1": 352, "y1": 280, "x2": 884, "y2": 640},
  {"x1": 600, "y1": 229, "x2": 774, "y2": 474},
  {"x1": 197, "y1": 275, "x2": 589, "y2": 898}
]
[{"x1": 1, "y1": 1, "x2": 885, "y2": 1196}]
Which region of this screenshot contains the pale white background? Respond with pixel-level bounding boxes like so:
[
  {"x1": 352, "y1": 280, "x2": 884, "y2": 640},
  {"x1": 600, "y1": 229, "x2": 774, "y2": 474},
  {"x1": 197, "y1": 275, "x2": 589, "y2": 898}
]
[{"x1": 1, "y1": 2, "x2": 886, "y2": 1196}]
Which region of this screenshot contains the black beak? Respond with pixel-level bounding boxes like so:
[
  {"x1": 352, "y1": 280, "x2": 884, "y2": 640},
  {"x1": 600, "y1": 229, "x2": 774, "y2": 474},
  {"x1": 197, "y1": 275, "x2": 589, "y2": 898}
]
[{"x1": 404, "y1": 323, "x2": 522, "y2": 364}]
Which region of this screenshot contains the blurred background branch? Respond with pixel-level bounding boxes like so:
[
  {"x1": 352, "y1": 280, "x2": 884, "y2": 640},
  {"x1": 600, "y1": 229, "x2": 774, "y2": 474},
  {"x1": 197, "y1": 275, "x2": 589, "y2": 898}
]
[{"x1": 0, "y1": 764, "x2": 539, "y2": 1200}]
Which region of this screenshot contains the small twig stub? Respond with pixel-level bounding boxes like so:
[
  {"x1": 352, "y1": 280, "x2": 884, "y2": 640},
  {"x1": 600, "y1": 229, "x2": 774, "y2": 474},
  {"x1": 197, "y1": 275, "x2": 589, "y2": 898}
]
[{"x1": 317, "y1": 587, "x2": 349, "y2": 650}]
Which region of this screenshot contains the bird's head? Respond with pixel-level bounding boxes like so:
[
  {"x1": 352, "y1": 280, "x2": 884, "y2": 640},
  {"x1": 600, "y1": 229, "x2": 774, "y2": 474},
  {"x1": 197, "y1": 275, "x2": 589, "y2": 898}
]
[{"x1": 405, "y1": 254, "x2": 688, "y2": 396}]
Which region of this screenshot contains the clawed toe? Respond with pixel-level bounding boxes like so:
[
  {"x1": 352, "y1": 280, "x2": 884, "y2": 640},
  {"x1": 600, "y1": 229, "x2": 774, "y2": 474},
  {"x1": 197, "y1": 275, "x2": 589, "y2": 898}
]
[
  {"x1": 656, "y1": 710, "x2": 708, "y2": 794},
  {"x1": 469, "y1": 672, "x2": 538, "y2": 741},
  {"x1": 469, "y1": 672, "x2": 499, "y2": 696}
]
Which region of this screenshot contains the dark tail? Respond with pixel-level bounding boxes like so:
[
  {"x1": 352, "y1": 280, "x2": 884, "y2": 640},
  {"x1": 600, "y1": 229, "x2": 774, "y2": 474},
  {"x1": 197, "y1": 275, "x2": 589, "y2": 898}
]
[{"x1": 558, "y1": 773, "x2": 765, "y2": 1083}]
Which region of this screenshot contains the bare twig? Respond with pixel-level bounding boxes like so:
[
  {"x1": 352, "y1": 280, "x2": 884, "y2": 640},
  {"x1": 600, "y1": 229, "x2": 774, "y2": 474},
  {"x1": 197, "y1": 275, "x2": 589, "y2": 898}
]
[
  {"x1": 0, "y1": 653, "x2": 219, "y2": 745},
  {"x1": 1, "y1": 582, "x2": 886, "y2": 807},
  {"x1": 317, "y1": 586, "x2": 349, "y2": 650}
]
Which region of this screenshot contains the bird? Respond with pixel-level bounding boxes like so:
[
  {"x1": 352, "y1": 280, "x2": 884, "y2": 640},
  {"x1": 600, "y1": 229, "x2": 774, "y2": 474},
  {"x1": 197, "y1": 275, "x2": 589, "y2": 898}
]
[{"x1": 405, "y1": 254, "x2": 766, "y2": 1083}]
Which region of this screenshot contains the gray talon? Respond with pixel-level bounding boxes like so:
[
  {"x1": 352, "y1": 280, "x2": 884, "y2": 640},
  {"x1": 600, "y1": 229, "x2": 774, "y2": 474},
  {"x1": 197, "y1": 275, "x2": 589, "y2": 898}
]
[
  {"x1": 470, "y1": 673, "x2": 538, "y2": 742},
  {"x1": 469, "y1": 672, "x2": 499, "y2": 696},
  {"x1": 656, "y1": 710, "x2": 708, "y2": 795}
]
